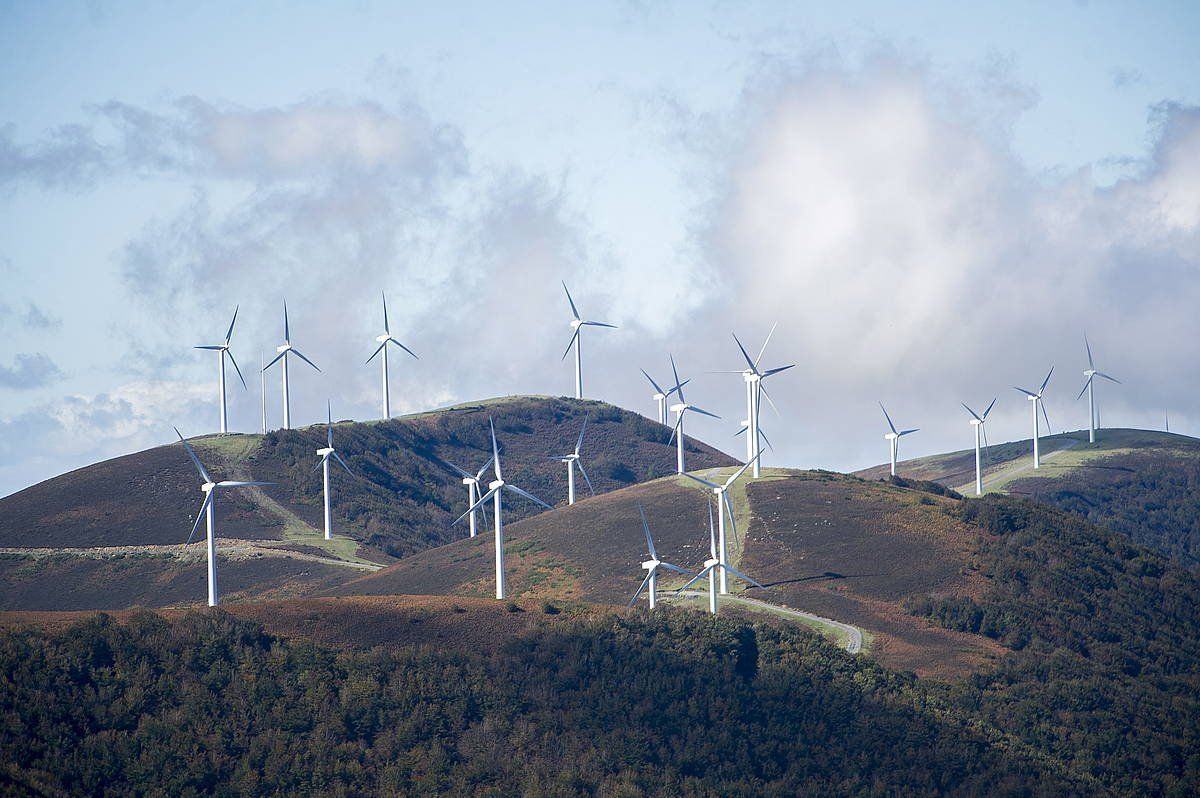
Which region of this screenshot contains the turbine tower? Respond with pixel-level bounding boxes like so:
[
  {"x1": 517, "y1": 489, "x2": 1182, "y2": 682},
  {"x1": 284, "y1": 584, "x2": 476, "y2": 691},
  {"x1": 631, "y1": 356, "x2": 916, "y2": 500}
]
[
  {"x1": 561, "y1": 281, "x2": 616, "y2": 400},
  {"x1": 365, "y1": 292, "x2": 418, "y2": 420},
  {"x1": 315, "y1": 402, "x2": 353, "y2": 541},
  {"x1": 628, "y1": 504, "x2": 693, "y2": 609},
  {"x1": 194, "y1": 306, "x2": 246, "y2": 434},
  {"x1": 960, "y1": 397, "x2": 997, "y2": 495},
  {"x1": 667, "y1": 355, "x2": 720, "y2": 474},
  {"x1": 879, "y1": 402, "x2": 918, "y2": 477},
  {"x1": 682, "y1": 455, "x2": 759, "y2": 594},
  {"x1": 1014, "y1": 368, "x2": 1053, "y2": 469},
  {"x1": 640, "y1": 368, "x2": 688, "y2": 425},
  {"x1": 730, "y1": 325, "x2": 794, "y2": 477},
  {"x1": 551, "y1": 415, "x2": 595, "y2": 505},
  {"x1": 262, "y1": 301, "x2": 321, "y2": 430},
  {"x1": 259, "y1": 352, "x2": 268, "y2": 434},
  {"x1": 175, "y1": 428, "x2": 271, "y2": 606},
  {"x1": 1077, "y1": 336, "x2": 1120, "y2": 444},
  {"x1": 445, "y1": 454, "x2": 494, "y2": 538},
  {"x1": 454, "y1": 419, "x2": 551, "y2": 599},
  {"x1": 677, "y1": 501, "x2": 764, "y2": 614}
]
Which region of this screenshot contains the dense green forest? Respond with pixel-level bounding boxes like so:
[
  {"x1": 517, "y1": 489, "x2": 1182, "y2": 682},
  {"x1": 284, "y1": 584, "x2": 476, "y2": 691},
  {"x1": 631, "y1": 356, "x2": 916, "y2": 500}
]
[
  {"x1": 1, "y1": 609, "x2": 1078, "y2": 797},
  {"x1": 1010, "y1": 451, "x2": 1200, "y2": 569}
]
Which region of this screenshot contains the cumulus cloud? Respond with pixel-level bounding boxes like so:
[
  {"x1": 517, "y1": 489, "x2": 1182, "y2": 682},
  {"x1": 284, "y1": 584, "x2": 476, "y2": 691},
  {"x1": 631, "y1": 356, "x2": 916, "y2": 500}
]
[{"x1": 0, "y1": 353, "x2": 62, "y2": 390}]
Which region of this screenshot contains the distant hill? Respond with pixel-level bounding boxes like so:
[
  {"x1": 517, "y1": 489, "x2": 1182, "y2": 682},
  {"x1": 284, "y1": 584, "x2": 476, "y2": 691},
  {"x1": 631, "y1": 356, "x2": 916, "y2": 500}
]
[
  {"x1": 856, "y1": 428, "x2": 1200, "y2": 568},
  {"x1": 0, "y1": 396, "x2": 736, "y2": 610}
]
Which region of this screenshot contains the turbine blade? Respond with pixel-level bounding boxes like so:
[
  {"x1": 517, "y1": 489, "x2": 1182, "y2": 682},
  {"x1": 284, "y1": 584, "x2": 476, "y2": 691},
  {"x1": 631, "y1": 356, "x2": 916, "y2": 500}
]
[
  {"x1": 640, "y1": 368, "x2": 666, "y2": 396},
  {"x1": 444, "y1": 460, "x2": 472, "y2": 480},
  {"x1": 669, "y1": 354, "x2": 685, "y2": 403},
  {"x1": 476, "y1": 455, "x2": 495, "y2": 482},
  {"x1": 333, "y1": 451, "x2": 353, "y2": 476},
  {"x1": 758, "y1": 383, "x2": 780, "y2": 415},
  {"x1": 667, "y1": 413, "x2": 682, "y2": 445},
  {"x1": 682, "y1": 472, "x2": 721, "y2": 490},
  {"x1": 1085, "y1": 334, "x2": 1094, "y2": 370},
  {"x1": 575, "y1": 415, "x2": 588, "y2": 456},
  {"x1": 263, "y1": 351, "x2": 286, "y2": 370},
  {"x1": 1076, "y1": 377, "x2": 1092, "y2": 401},
  {"x1": 489, "y1": 419, "x2": 501, "y2": 480},
  {"x1": 365, "y1": 341, "x2": 387, "y2": 364},
  {"x1": 216, "y1": 480, "x2": 273, "y2": 488},
  {"x1": 453, "y1": 487, "x2": 499, "y2": 526},
  {"x1": 1040, "y1": 367, "x2": 1054, "y2": 394},
  {"x1": 185, "y1": 492, "x2": 214, "y2": 545},
  {"x1": 659, "y1": 562, "x2": 692, "y2": 575},
  {"x1": 878, "y1": 402, "x2": 897, "y2": 435},
  {"x1": 388, "y1": 338, "x2": 419, "y2": 359},
  {"x1": 723, "y1": 564, "x2": 765, "y2": 590},
  {"x1": 754, "y1": 322, "x2": 777, "y2": 368},
  {"x1": 723, "y1": 492, "x2": 740, "y2": 548},
  {"x1": 381, "y1": 291, "x2": 390, "y2": 334},
  {"x1": 731, "y1": 332, "x2": 757, "y2": 371},
  {"x1": 283, "y1": 301, "x2": 290, "y2": 342},
  {"x1": 676, "y1": 567, "x2": 712, "y2": 593},
  {"x1": 628, "y1": 572, "x2": 653, "y2": 607},
  {"x1": 291, "y1": 348, "x2": 321, "y2": 372},
  {"x1": 761, "y1": 364, "x2": 795, "y2": 378},
  {"x1": 562, "y1": 281, "x2": 580, "y2": 320},
  {"x1": 638, "y1": 504, "x2": 657, "y2": 559},
  {"x1": 194, "y1": 345, "x2": 225, "y2": 350},
  {"x1": 560, "y1": 328, "x2": 580, "y2": 361},
  {"x1": 505, "y1": 484, "x2": 552, "y2": 509},
  {"x1": 1041, "y1": 400, "x2": 1053, "y2": 436},
  {"x1": 326, "y1": 401, "x2": 333, "y2": 447},
  {"x1": 708, "y1": 500, "x2": 717, "y2": 557},
  {"x1": 983, "y1": 396, "x2": 997, "y2": 419},
  {"x1": 1096, "y1": 371, "x2": 1121, "y2": 384},
  {"x1": 961, "y1": 402, "x2": 982, "y2": 422},
  {"x1": 758, "y1": 428, "x2": 774, "y2": 451},
  {"x1": 899, "y1": 428, "x2": 919, "y2": 437},
  {"x1": 314, "y1": 453, "x2": 328, "y2": 472},
  {"x1": 688, "y1": 406, "x2": 721, "y2": 420},
  {"x1": 725, "y1": 453, "x2": 760, "y2": 487},
  {"x1": 667, "y1": 378, "x2": 690, "y2": 398},
  {"x1": 225, "y1": 349, "x2": 247, "y2": 390},
  {"x1": 1013, "y1": 386, "x2": 1037, "y2": 398},
  {"x1": 173, "y1": 427, "x2": 212, "y2": 483},
  {"x1": 224, "y1": 305, "x2": 239, "y2": 345},
  {"x1": 577, "y1": 461, "x2": 596, "y2": 495},
  {"x1": 581, "y1": 320, "x2": 616, "y2": 329}
]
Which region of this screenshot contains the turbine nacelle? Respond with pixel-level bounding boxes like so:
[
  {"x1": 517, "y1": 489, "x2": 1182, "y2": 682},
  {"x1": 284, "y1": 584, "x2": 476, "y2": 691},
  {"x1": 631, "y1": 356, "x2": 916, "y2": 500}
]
[
  {"x1": 489, "y1": 478, "x2": 504, "y2": 491},
  {"x1": 462, "y1": 476, "x2": 478, "y2": 487},
  {"x1": 375, "y1": 333, "x2": 391, "y2": 344},
  {"x1": 276, "y1": 343, "x2": 292, "y2": 354},
  {"x1": 669, "y1": 402, "x2": 687, "y2": 413},
  {"x1": 201, "y1": 482, "x2": 216, "y2": 493},
  {"x1": 641, "y1": 558, "x2": 660, "y2": 571},
  {"x1": 317, "y1": 446, "x2": 334, "y2": 456},
  {"x1": 969, "y1": 418, "x2": 983, "y2": 427}
]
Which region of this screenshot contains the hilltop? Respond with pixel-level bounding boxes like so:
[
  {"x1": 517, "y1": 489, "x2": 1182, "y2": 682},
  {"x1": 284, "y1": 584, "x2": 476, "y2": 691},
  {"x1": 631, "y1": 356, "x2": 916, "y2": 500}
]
[
  {"x1": 0, "y1": 396, "x2": 736, "y2": 610},
  {"x1": 857, "y1": 428, "x2": 1200, "y2": 568}
]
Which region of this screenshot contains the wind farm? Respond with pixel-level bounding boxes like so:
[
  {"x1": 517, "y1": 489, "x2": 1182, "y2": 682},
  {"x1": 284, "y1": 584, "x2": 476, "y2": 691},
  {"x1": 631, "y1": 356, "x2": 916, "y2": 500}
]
[{"x1": 4, "y1": 3, "x2": 1198, "y2": 794}]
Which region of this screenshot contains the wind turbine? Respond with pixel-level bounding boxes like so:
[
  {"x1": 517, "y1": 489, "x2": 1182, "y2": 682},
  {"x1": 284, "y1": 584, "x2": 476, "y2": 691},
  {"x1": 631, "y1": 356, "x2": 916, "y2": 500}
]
[
  {"x1": 174, "y1": 427, "x2": 271, "y2": 606},
  {"x1": 444, "y1": 453, "x2": 494, "y2": 535},
  {"x1": 730, "y1": 325, "x2": 794, "y2": 477},
  {"x1": 551, "y1": 415, "x2": 595, "y2": 505},
  {"x1": 682, "y1": 455, "x2": 759, "y2": 594},
  {"x1": 315, "y1": 402, "x2": 353, "y2": 541},
  {"x1": 1078, "y1": 336, "x2": 1120, "y2": 444},
  {"x1": 262, "y1": 302, "x2": 321, "y2": 430},
  {"x1": 194, "y1": 306, "x2": 246, "y2": 434},
  {"x1": 561, "y1": 281, "x2": 616, "y2": 400},
  {"x1": 259, "y1": 352, "x2": 267, "y2": 434},
  {"x1": 454, "y1": 419, "x2": 551, "y2": 599},
  {"x1": 628, "y1": 504, "x2": 693, "y2": 609},
  {"x1": 640, "y1": 368, "x2": 688, "y2": 425},
  {"x1": 676, "y1": 501, "x2": 764, "y2": 614},
  {"x1": 1014, "y1": 368, "x2": 1053, "y2": 469},
  {"x1": 667, "y1": 355, "x2": 720, "y2": 474},
  {"x1": 879, "y1": 402, "x2": 918, "y2": 477},
  {"x1": 961, "y1": 397, "x2": 997, "y2": 495},
  {"x1": 365, "y1": 292, "x2": 418, "y2": 420}
]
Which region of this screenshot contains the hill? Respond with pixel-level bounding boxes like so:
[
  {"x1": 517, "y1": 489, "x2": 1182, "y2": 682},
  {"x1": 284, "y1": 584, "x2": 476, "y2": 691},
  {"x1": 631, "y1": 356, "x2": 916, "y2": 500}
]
[
  {"x1": 856, "y1": 428, "x2": 1200, "y2": 568},
  {"x1": 0, "y1": 396, "x2": 736, "y2": 611}
]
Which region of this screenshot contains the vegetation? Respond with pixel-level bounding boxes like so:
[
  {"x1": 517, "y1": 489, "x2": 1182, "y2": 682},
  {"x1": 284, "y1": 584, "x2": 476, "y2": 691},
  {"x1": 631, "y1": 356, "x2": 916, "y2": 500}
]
[
  {"x1": 907, "y1": 496, "x2": 1200, "y2": 795},
  {"x1": 0, "y1": 609, "x2": 1081, "y2": 797}
]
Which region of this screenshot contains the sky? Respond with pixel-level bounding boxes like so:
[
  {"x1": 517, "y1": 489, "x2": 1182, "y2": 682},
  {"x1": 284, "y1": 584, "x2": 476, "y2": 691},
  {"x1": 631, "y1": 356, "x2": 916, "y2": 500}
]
[{"x1": 1, "y1": 0, "x2": 1198, "y2": 496}]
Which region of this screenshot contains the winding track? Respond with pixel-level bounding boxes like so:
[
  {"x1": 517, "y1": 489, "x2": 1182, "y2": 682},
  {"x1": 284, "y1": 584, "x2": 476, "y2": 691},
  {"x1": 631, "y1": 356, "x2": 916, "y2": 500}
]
[{"x1": 672, "y1": 589, "x2": 864, "y2": 654}]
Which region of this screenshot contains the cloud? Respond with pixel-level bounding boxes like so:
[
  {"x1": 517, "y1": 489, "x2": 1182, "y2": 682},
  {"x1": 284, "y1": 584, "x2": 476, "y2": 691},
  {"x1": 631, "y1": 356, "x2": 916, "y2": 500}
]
[
  {"x1": 0, "y1": 353, "x2": 62, "y2": 390},
  {"x1": 0, "y1": 96, "x2": 467, "y2": 189}
]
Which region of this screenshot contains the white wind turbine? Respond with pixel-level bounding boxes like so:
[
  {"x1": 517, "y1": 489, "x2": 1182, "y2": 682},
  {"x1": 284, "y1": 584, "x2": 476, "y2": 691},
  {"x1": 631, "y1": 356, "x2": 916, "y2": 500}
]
[
  {"x1": 676, "y1": 501, "x2": 765, "y2": 614},
  {"x1": 194, "y1": 306, "x2": 246, "y2": 434},
  {"x1": 175, "y1": 427, "x2": 272, "y2": 606},
  {"x1": 454, "y1": 419, "x2": 551, "y2": 599},
  {"x1": 365, "y1": 292, "x2": 418, "y2": 420},
  {"x1": 315, "y1": 402, "x2": 353, "y2": 541},
  {"x1": 445, "y1": 454, "x2": 494, "y2": 539},
  {"x1": 682, "y1": 455, "x2": 759, "y2": 595},
  {"x1": 551, "y1": 415, "x2": 595, "y2": 505},
  {"x1": 879, "y1": 402, "x2": 919, "y2": 477},
  {"x1": 262, "y1": 302, "x2": 321, "y2": 430},
  {"x1": 1078, "y1": 336, "x2": 1120, "y2": 444},
  {"x1": 730, "y1": 325, "x2": 794, "y2": 478},
  {"x1": 1014, "y1": 368, "x2": 1054, "y2": 469},
  {"x1": 640, "y1": 368, "x2": 688, "y2": 426},
  {"x1": 960, "y1": 397, "x2": 997, "y2": 495},
  {"x1": 667, "y1": 355, "x2": 720, "y2": 474},
  {"x1": 561, "y1": 281, "x2": 616, "y2": 400},
  {"x1": 628, "y1": 504, "x2": 693, "y2": 609}
]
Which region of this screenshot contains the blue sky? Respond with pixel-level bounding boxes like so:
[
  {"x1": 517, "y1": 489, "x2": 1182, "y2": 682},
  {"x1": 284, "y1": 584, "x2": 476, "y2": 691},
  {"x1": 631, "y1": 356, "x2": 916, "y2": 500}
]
[{"x1": 1, "y1": 1, "x2": 1198, "y2": 496}]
